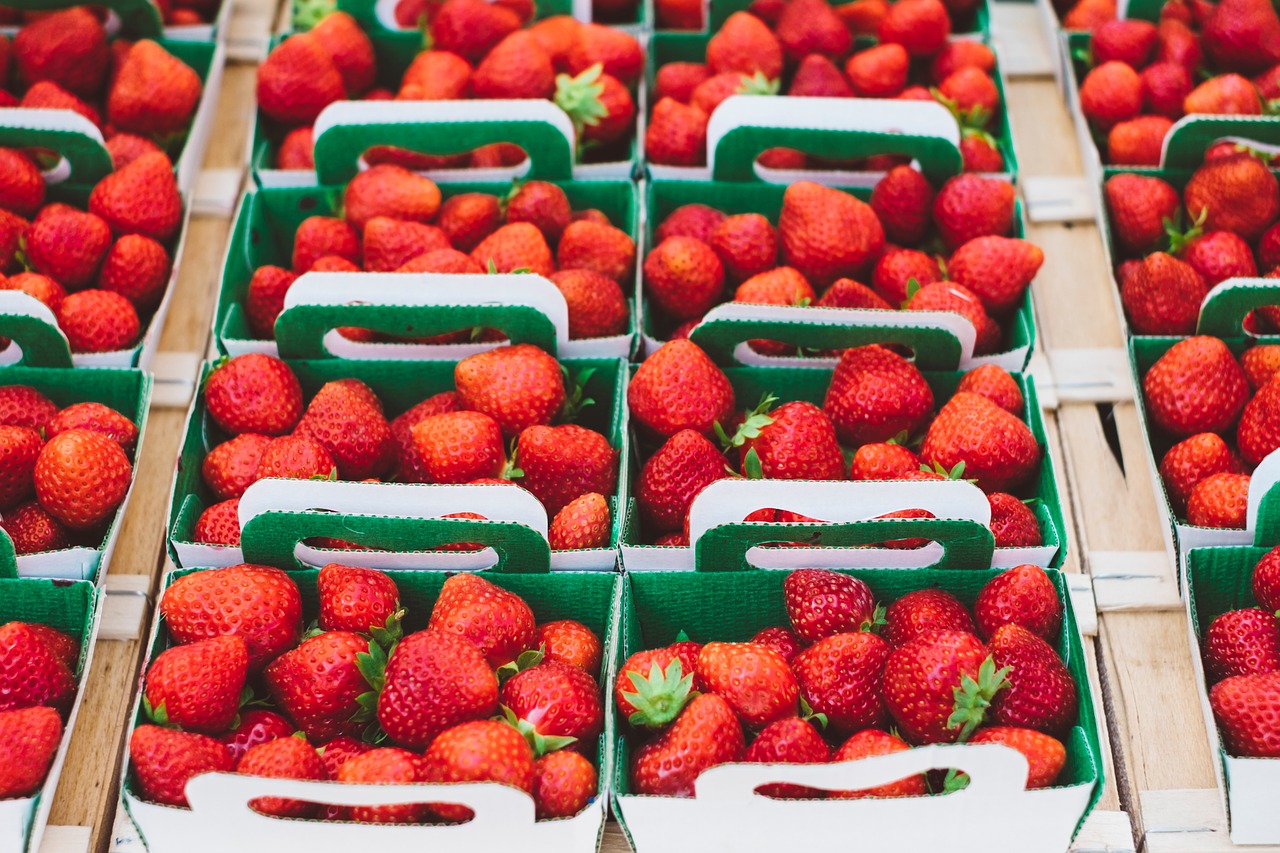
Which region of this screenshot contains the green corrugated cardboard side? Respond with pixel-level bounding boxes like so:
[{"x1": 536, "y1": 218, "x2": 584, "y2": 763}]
[
  {"x1": 643, "y1": 181, "x2": 1035, "y2": 367},
  {"x1": 166, "y1": 356, "x2": 629, "y2": 563},
  {"x1": 213, "y1": 180, "x2": 639, "y2": 355},
  {"x1": 122, "y1": 562, "x2": 622, "y2": 839},
  {"x1": 0, "y1": 366, "x2": 152, "y2": 581},
  {"x1": 644, "y1": 32, "x2": 1015, "y2": 178},
  {"x1": 610, "y1": 564, "x2": 1101, "y2": 836},
  {"x1": 621, "y1": 365, "x2": 1065, "y2": 567},
  {"x1": 653, "y1": 0, "x2": 989, "y2": 38}
]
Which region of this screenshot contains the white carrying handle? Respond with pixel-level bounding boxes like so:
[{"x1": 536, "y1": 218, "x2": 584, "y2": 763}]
[
  {"x1": 686, "y1": 479, "x2": 992, "y2": 543},
  {"x1": 1245, "y1": 448, "x2": 1280, "y2": 533},
  {"x1": 694, "y1": 742, "x2": 1029, "y2": 803},
  {"x1": 0, "y1": 291, "x2": 61, "y2": 326}
]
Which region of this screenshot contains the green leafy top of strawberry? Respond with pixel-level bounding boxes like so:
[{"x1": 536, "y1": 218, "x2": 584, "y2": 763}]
[
  {"x1": 1165, "y1": 206, "x2": 1207, "y2": 255},
  {"x1": 350, "y1": 610, "x2": 405, "y2": 743},
  {"x1": 559, "y1": 365, "x2": 597, "y2": 423},
  {"x1": 735, "y1": 70, "x2": 781, "y2": 97},
  {"x1": 946, "y1": 655, "x2": 1011, "y2": 743},
  {"x1": 554, "y1": 63, "x2": 611, "y2": 143},
  {"x1": 714, "y1": 393, "x2": 778, "y2": 453},
  {"x1": 499, "y1": 704, "x2": 578, "y2": 756},
  {"x1": 620, "y1": 658, "x2": 695, "y2": 729},
  {"x1": 496, "y1": 646, "x2": 545, "y2": 685},
  {"x1": 932, "y1": 90, "x2": 991, "y2": 132},
  {"x1": 920, "y1": 459, "x2": 975, "y2": 482}
]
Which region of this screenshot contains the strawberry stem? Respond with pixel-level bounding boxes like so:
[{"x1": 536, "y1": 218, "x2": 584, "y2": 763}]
[
  {"x1": 621, "y1": 659, "x2": 694, "y2": 729},
  {"x1": 946, "y1": 656, "x2": 1011, "y2": 743}
]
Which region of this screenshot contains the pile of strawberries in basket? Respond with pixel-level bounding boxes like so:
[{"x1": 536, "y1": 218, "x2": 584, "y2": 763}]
[
  {"x1": 244, "y1": 173, "x2": 635, "y2": 344},
  {"x1": 0, "y1": 618, "x2": 80, "y2": 799},
  {"x1": 130, "y1": 565, "x2": 606, "y2": 821},
  {"x1": 1141, "y1": 336, "x2": 1280, "y2": 527},
  {"x1": 0, "y1": 145, "x2": 184, "y2": 354},
  {"x1": 258, "y1": 8, "x2": 642, "y2": 168},
  {"x1": 628, "y1": 339, "x2": 1044, "y2": 547},
  {"x1": 647, "y1": 0, "x2": 1005, "y2": 171},
  {"x1": 646, "y1": 174, "x2": 1041, "y2": 349},
  {"x1": 1076, "y1": 0, "x2": 1280, "y2": 165},
  {"x1": 1203, "y1": 545, "x2": 1280, "y2": 758},
  {"x1": 192, "y1": 350, "x2": 618, "y2": 551},
  {"x1": 0, "y1": 9, "x2": 203, "y2": 145},
  {"x1": 620, "y1": 566, "x2": 1076, "y2": 796},
  {"x1": 1105, "y1": 147, "x2": 1279, "y2": 334},
  {"x1": 0, "y1": 384, "x2": 136, "y2": 554}
]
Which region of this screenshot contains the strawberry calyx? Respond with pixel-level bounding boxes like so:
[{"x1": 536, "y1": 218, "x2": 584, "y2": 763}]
[
  {"x1": 559, "y1": 365, "x2": 597, "y2": 422},
  {"x1": 945, "y1": 655, "x2": 1011, "y2": 743},
  {"x1": 799, "y1": 695, "x2": 828, "y2": 729},
  {"x1": 861, "y1": 603, "x2": 887, "y2": 634},
  {"x1": 920, "y1": 459, "x2": 974, "y2": 482},
  {"x1": 499, "y1": 705, "x2": 578, "y2": 756},
  {"x1": 715, "y1": 393, "x2": 778, "y2": 453},
  {"x1": 554, "y1": 63, "x2": 611, "y2": 145},
  {"x1": 931, "y1": 90, "x2": 990, "y2": 132},
  {"x1": 351, "y1": 617, "x2": 402, "y2": 744},
  {"x1": 292, "y1": 0, "x2": 336, "y2": 29},
  {"x1": 1164, "y1": 206, "x2": 1206, "y2": 255},
  {"x1": 621, "y1": 658, "x2": 695, "y2": 729},
  {"x1": 495, "y1": 646, "x2": 545, "y2": 685},
  {"x1": 735, "y1": 70, "x2": 781, "y2": 97}
]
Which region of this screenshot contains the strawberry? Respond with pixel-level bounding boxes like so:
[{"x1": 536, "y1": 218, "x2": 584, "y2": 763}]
[
  {"x1": 2, "y1": 502, "x2": 70, "y2": 555},
  {"x1": 0, "y1": 426, "x2": 40, "y2": 511},
  {"x1": 235, "y1": 736, "x2": 328, "y2": 819},
  {"x1": 1142, "y1": 336, "x2": 1249, "y2": 438},
  {"x1": 789, "y1": 54, "x2": 854, "y2": 97},
  {"x1": 1187, "y1": 471, "x2": 1251, "y2": 528},
  {"x1": 24, "y1": 204, "x2": 110, "y2": 288},
  {"x1": 0, "y1": 211, "x2": 28, "y2": 274},
  {"x1": 0, "y1": 149, "x2": 43, "y2": 218},
  {"x1": 1105, "y1": 173, "x2": 1181, "y2": 256},
  {"x1": 779, "y1": 181, "x2": 885, "y2": 288},
  {"x1": 430, "y1": 0, "x2": 522, "y2": 63},
  {"x1": 629, "y1": 339, "x2": 735, "y2": 439},
  {"x1": 129, "y1": 725, "x2": 233, "y2": 807},
  {"x1": 956, "y1": 365, "x2": 1023, "y2": 415},
  {"x1": 501, "y1": 660, "x2": 602, "y2": 753},
  {"x1": 143, "y1": 635, "x2": 247, "y2": 734},
  {"x1": 263, "y1": 630, "x2": 368, "y2": 742},
  {"x1": 989, "y1": 492, "x2": 1042, "y2": 546},
  {"x1": 336, "y1": 748, "x2": 426, "y2": 823},
  {"x1": 696, "y1": 642, "x2": 798, "y2": 729},
  {"x1": 615, "y1": 647, "x2": 697, "y2": 728},
  {"x1": 454, "y1": 345, "x2": 565, "y2": 439},
  {"x1": 656, "y1": 0, "x2": 704, "y2": 27},
  {"x1": 565, "y1": 24, "x2": 644, "y2": 85},
  {"x1": 504, "y1": 182, "x2": 571, "y2": 247},
  {"x1": 1244, "y1": 346, "x2": 1280, "y2": 393},
  {"x1": 643, "y1": 236, "x2": 726, "y2": 322},
  {"x1": 342, "y1": 165, "x2": 441, "y2": 232},
  {"x1": 883, "y1": 630, "x2": 1005, "y2": 744},
  {"x1": 707, "y1": 12, "x2": 783, "y2": 78},
  {"x1": 398, "y1": 50, "x2": 472, "y2": 101},
  {"x1": 974, "y1": 564, "x2": 1063, "y2": 641},
  {"x1": 193, "y1": 500, "x2": 239, "y2": 545},
  {"x1": 22, "y1": 625, "x2": 77, "y2": 675},
  {"x1": 961, "y1": 133, "x2": 1006, "y2": 172},
  {"x1": 704, "y1": 214, "x2": 777, "y2": 284},
  {"x1": 295, "y1": 381, "x2": 394, "y2": 480},
  {"x1": 1079, "y1": 61, "x2": 1144, "y2": 130},
  {"x1": 921, "y1": 392, "x2": 1040, "y2": 492},
  {"x1": 1255, "y1": 547, "x2": 1280, "y2": 612},
  {"x1": 202, "y1": 434, "x2": 272, "y2": 500},
  {"x1": 880, "y1": 0, "x2": 951, "y2": 56},
  {"x1": 389, "y1": 392, "x2": 462, "y2": 482},
  {"x1": 1185, "y1": 152, "x2": 1280, "y2": 242},
  {"x1": 1108, "y1": 115, "x2": 1174, "y2": 166},
  {"x1": 533, "y1": 750, "x2": 597, "y2": 818},
  {"x1": 815, "y1": 278, "x2": 893, "y2": 310},
  {"x1": 744, "y1": 717, "x2": 830, "y2": 799},
  {"x1": 1203, "y1": 0, "x2": 1280, "y2": 74},
  {"x1": 470, "y1": 222, "x2": 555, "y2": 276},
  {"x1": 1182, "y1": 230, "x2": 1257, "y2": 287},
  {"x1": 0, "y1": 389, "x2": 52, "y2": 432},
  {"x1": 548, "y1": 269, "x2": 628, "y2": 339},
  {"x1": 906, "y1": 281, "x2": 1003, "y2": 354},
  {"x1": 635, "y1": 429, "x2": 726, "y2": 534},
  {"x1": 56, "y1": 290, "x2": 140, "y2": 354},
  {"x1": 1238, "y1": 375, "x2": 1280, "y2": 466},
  {"x1": 421, "y1": 720, "x2": 535, "y2": 820},
  {"x1": 655, "y1": 62, "x2": 712, "y2": 102},
  {"x1": 730, "y1": 399, "x2": 843, "y2": 480},
  {"x1": 309, "y1": 11, "x2": 374, "y2": 96},
  {"x1": 933, "y1": 174, "x2": 1014, "y2": 251},
  {"x1": 432, "y1": 195, "x2": 499, "y2": 255},
  {"x1": 254, "y1": 434, "x2": 337, "y2": 481},
  {"x1": 0, "y1": 621, "x2": 75, "y2": 711},
  {"x1": 792, "y1": 631, "x2": 890, "y2": 733},
  {"x1": 870, "y1": 165, "x2": 934, "y2": 245},
  {"x1": 375, "y1": 628, "x2": 498, "y2": 749},
  {"x1": 244, "y1": 266, "x2": 296, "y2": 338},
  {"x1": 883, "y1": 588, "x2": 976, "y2": 648},
  {"x1": 1140, "y1": 62, "x2": 1192, "y2": 118},
  {"x1": 948, "y1": 236, "x2": 1043, "y2": 315},
  {"x1": 107, "y1": 40, "x2": 201, "y2": 136},
  {"x1": 397, "y1": 249, "x2": 484, "y2": 274},
  {"x1": 1211, "y1": 672, "x2": 1280, "y2": 756},
  {"x1": 0, "y1": 273, "x2": 64, "y2": 313},
  {"x1": 474, "y1": 31, "x2": 555, "y2": 99},
  {"x1": 823, "y1": 345, "x2": 934, "y2": 446},
  {"x1": 849, "y1": 442, "x2": 919, "y2": 480},
  {"x1": 19, "y1": 82, "x2": 100, "y2": 127},
  {"x1": 871, "y1": 248, "x2": 942, "y2": 305},
  {"x1": 645, "y1": 98, "x2": 709, "y2": 166},
  {"x1": 1093, "y1": 18, "x2": 1158, "y2": 66},
  {"x1": 13, "y1": 8, "x2": 107, "y2": 99},
  {"x1": 1185, "y1": 72, "x2": 1265, "y2": 113},
  {"x1": 1204, "y1": 607, "x2": 1280, "y2": 683},
  {"x1": 33, "y1": 429, "x2": 131, "y2": 530},
  {"x1": 1064, "y1": 0, "x2": 1118, "y2": 28},
  {"x1": 750, "y1": 626, "x2": 803, "y2": 663},
  {"x1": 775, "y1": 0, "x2": 852, "y2": 61},
  {"x1": 630, "y1": 693, "x2": 744, "y2": 795},
  {"x1": 657, "y1": 205, "x2": 726, "y2": 243},
  {"x1": 89, "y1": 152, "x2": 183, "y2": 242},
  {"x1": 316, "y1": 736, "x2": 370, "y2": 778},
  {"x1": 987, "y1": 624, "x2": 1076, "y2": 734},
  {"x1": 204, "y1": 355, "x2": 303, "y2": 437},
  {"x1": 99, "y1": 235, "x2": 170, "y2": 311},
  {"x1": 514, "y1": 423, "x2": 617, "y2": 515},
  {"x1": 843, "y1": 43, "x2": 907, "y2": 97},
  {"x1": 0, "y1": 706, "x2": 61, "y2": 799},
  {"x1": 969, "y1": 727, "x2": 1066, "y2": 788},
  {"x1": 317, "y1": 564, "x2": 399, "y2": 634},
  {"x1": 256, "y1": 34, "x2": 344, "y2": 125},
  {"x1": 410, "y1": 411, "x2": 506, "y2": 484},
  {"x1": 557, "y1": 221, "x2": 636, "y2": 287},
  {"x1": 159, "y1": 564, "x2": 302, "y2": 669},
  {"x1": 830, "y1": 729, "x2": 927, "y2": 798},
  {"x1": 429, "y1": 573, "x2": 536, "y2": 669},
  {"x1": 936, "y1": 66, "x2": 1000, "y2": 124},
  {"x1": 290, "y1": 216, "x2": 359, "y2": 273},
  {"x1": 219, "y1": 709, "x2": 293, "y2": 765},
  {"x1": 784, "y1": 569, "x2": 876, "y2": 642},
  {"x1": 549, "y1": 492, "x2": 612, "y2": 550},
  {"x1": 534, "y1": 621, "x2": 601, "y2": 673}
]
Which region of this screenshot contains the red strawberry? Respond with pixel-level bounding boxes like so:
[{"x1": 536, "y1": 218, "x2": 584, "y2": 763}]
[
  {"x1": 932, "y1": 174, "x2": 1015, "y2": 251},
  {"x1": 0, "y1": 621, "x2": 75, "y2": 711},
  {"x1": 1080, "y1": 61, "x2": 1144, "y2": 130},
  {"x1": 436, "y1": 194, "x2": 502, "y2": 255},
  {"x1": 202, "y1": 434, "x2": 272, "y2": 500},
  {"x1": 784, "y1": 569, "x2": 876, "y2": 642},
  {"x1": 317, "y1": 564, "x2": 399, "y2": 634},
  {"x1": 556, "y1": 220, "x2": 636, "y2": 286},
  {"x1": 744, "y1": 716, "x2": 830, "y2": 798},
  {"x1": 565, "y1": 24, "x2": 644, "y2": 85},
  {"x1": 107, "y1": 134, "x2": 164, "y2": 170},
  {"x1": 430, "y1": 0, "x2": 521, "y2": 63},
  {"x1": 1184, "y1": 152, "x2": 1280, "y2": 242},
  {"x1": 291, "y1": 216, "x2": 360, "y2": 273},
  {"x1": 316, "y1": 735, "x2": 371, "y2": 779},
  {"x1": 428, "y1": 573, "x2": 536, "y2": 669},
  {"x1": 816, "y1": 278, "x2": 893, "y2": 310},
  {"x1": 469, "y1": 222, "x2": 555, "y2": 277},
  {"x1": 336, "y1": 748, "x2": 426, "y2": 823},
  {"x1": 501, "y1": 660, "x2": 603, "y2": 752},
  {"x1": 44, "y1": 403, "x2": 134, "y2": 455},
  {"x1": 254, "y1": 434, "x2": 337, "y2": 481},
  {"x1": 422, "y1": 720, "x2": 535, "y2": 820},
  {"x1": 159, "y1": 564, "x2": 302, "y2": 669},
  {"x1": 1203, "y1": 0, "x2": 1280, "y2": 74},
  {"x1": 89, "y1": 152, "x2": 183, "y2": 242},
  {"x1": 697, "y1": 641, "x2": 798, "y2": 728},
  {"x1": 0, "y1": 148, "x2": 43, "y2": 218},
  {"x1": 948, "y1": 236, "x2": 1044, "y2": 315},
  {"x1": 548, "y1": 269, "x2": 628, "y2": 339},
  {"x1": 936, "y1": 66, "x2": 999, "y2": 123},
  {"x1": 454, "y1": 345, "x2": 565, "y2": 439},
  {"x1": 630, "y1": 693, "x2": 744, "y2": 796},
  {"x1": 883, "y1": 630, "x2": 1004, "y2": 744},
  {"x1": 309, "y1": 11, "x2": 375, "y2": 96},
  {"x1": 55, "y1": 290, "x2": 140, "y2": 354},
  {"x1": 974, "y1": 564, "x2": 1062, "y2": 641},
  {"x1": 1181, "y1": 230, "x2": 1257, "y2": 286},
  {"x1": 987, "y1": 624, "x2": 1076, "y2": 735},
  {"x1": 549, "y1": 492, "x2": 611, "y2": 549},
  {"x1": 871, "y1": 248, "x2": 942, "y2": 305},
  {"x1": 956, "y1": 365, "x2": 1023, "y2": 415},
  {"x1": 0, "y1": 427, "x2": 40, "y2": 511},
  {"x1": 930, "y1": 41, "x2": 996, "y2": 83},
  {"x1": 629, "y1": 339, "x2": 735, "y2": 439},
  {"x1": 0, "y1": 273, "x2": 63, "y2": 313},
  {"x1": 823, "y1": 345, "x2": 934, "y2": 445},
  {"x1": 264, "y1": 630, "x2": 369, "y2": 742},
  {"x1": 99, "y1": 235, "x2": 170, "y2": 311},
  {"x1": 849, "y1": 442, "x2": 919, "y2": 480},
  {"x1": 1211, "y1": 672, "x2": 1280, "y2": 756},
  {"x1": 1093, "y1": 18, "x2": 1158, "y2": 66},
  {"x1": 643, "y1": 236, "x2": 725, "y2": 322},
  {"x1": 295, "y1": 380, "x2": 394, "y2": 480},
  {"x1": 789, "y1": 54, "x2": 854, "y2": 97},
  {"x1": 0, "y1": 706, "x2": 61, "y2": 798},
  {"x1": 870, "y1": 165, "x2": 935, "y2": 245},
  {"x1": 396, "y1": 249, "x2": 484, "y2": 274},
  {"x1": 129, "y1": 725, "x2": 233, "y2": 807},
  {"x1": 256, "y1": 34, "x2": 345, "y2": 125},
  {"x1": 655, "y1": 62, "x2": 712, "y2": 103},
  {"x1": 107, "y1": 40, "x2": 201, "y2": 136},
  {"x1": 1204, "y1": 607, "x2": 1280, "y2": 682},
  {"x1": 193, "y1": 500, "x2": 239, "y2": 545},
  {"x1": 1238, "y1": 375, "x2": 1280, "y2": 466},
  {"x1": 732, "y1": 399, "x2": 844, "y2": 480},
  {"x1": 988, "y1": 492, "x2": 1042, "y2": 547},
  {"x1": 615, "y1": 647, "x2": 696, "y2": 728},
  {"x1": 534, "y1": 621, "x2": 601, "y2": 673},
  {"x1": 1104, "y1": 173, "x2": 1181, "y2": 255},
  {"x1": 882, "y1": 589, "x2": 976, "y2": 648},
  {"x1": 33, "y1": 429, "x2": 131, "y2": 530},
  {"x1": 24, "y1": 204, "x2": 110, "y2": 288},
  {"x1": 708, "y1": 214, "x2": 778, "y2": 283},
  {"x1": 877, "y1": 0, "x2": 949, "y2": 56},
  {"x1": 1187, "y1": 471, "x2": 1251, "y2": 528},
  {"x1": 969, "y1": 727, "x2": 1066, "y2": 788},
  {"x1": 1254, "y1": 547, "x2": 1280, "y2": 613},
  {"x1": 1142, "y1": 61, "x2": 1192, "y2": 118},
  {"x1": 19, "y1": 81, "x2": 100, "y2": 127},
  {"x1": 2, "y1": 502, "x2": 71, "y2": 555},
  {"x1": 236, "y1": 736, "x2": 328, "y2": 819},
  {"x1": 645, "y1": 97, "x2": 709, "y2": 167},
  {"x1": 204, "y1": 354, "x2": 303, "y2": 437},
  {"x1": 1160, "y1": 433, "x2": 1243, "y2": 514},
  {"x1": 707, "y1": 12, "x2": 783, "y2": 78},
  {"x1": 533, "y1": 750, "x2": 597, "y2": 819},
  {"x1": 474, "y1": 31, "x2": 555, "y2": 99},
  {"x1": 846, "y1": 43, "x2": 910, "y2": 97},
  {"x1": 376, "y1": 628, "x2": 498, "y2": 749},
  {"x1": 830, "y1": 729, "x2": 926, "y2": 798},
  {"x1": 961, "y1": 133, "x2": 1006, "y2": 172},
  {"x1": 343, "y1": 165, "x2": 441, "y2": 232},
  {"x1": 657, "y1": 205, "x2": 726, "y2": 243},
  {"x1": 219, "y1": 709, "x2": 293, "y2": 765},
  {"x1": 13, "y1": 8, "x2": 107, "y2": 98},
  {"x1": 921, "y1": 392, "x2": 1040, "y2": 492},
  {"x1": 1142, "y1": 336, "x2": 1249, "y2": 438},
  {"x1": 143, "y1": 635, "x2": 248, "y2": 734},
  {"x1": 635, "y1": 429, "x2": 726, "y2": 534},
  {"x1": 411, "y1": 411, "x2": 506, "y2": 484},
  {"x1": 244, "y1": 266, "x2": 296, "y2": 338},
  {"x1": 514, "y1": 424, "x2": 617, "y2": 515},
  {"x1": 792, "y1": 631, "x2": 890, "y2": 733},
  {"x1": 775, "y1": 0, "x2": 852, "y2": 61},
  {"x1": 388, "y1": 392, "x2": 462, "y2": 483},
  {"x1": 750, "y1": 626, "x2": 803, "y2": 663}
]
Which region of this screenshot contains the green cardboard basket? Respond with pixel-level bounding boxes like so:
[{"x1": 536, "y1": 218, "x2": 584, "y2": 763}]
[
  {"x1": 122, "y1": 530, "x2": 622, "y2": 852},
  {"x1": 620, "y1": 365, "x2": 1065, "y2": 570},
  {"x1": 611, "y1": 555, "x2": 1101, "y2": 852}
]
